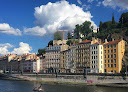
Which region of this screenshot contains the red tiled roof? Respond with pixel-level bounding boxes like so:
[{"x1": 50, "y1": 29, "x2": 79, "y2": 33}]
[
  {"x1": 79, "y1": 40, "x2": 91, "y2": 44},
  {"x1": 104, "y1": 40, "x2": 120, "y2": 45}
]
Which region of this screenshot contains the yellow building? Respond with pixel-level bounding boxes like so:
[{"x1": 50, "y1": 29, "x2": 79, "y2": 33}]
[
  {"x1": 76, "y1": 37, "x2": 98, "y2": 73},
  {"x1": 103, "y1": 39, "x2": 125, "y2": 73}
]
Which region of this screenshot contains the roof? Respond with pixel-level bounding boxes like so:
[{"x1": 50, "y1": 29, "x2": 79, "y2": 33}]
[
  {"x1": 79, "y1": 40, "x2": 91, "y2": 44},
  {"x1": 104, "y1": 40, "x2": 121, "y2": 45}
]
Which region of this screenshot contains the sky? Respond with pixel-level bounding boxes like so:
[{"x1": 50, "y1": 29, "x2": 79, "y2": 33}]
[{"x1": 0, "y1": 0, "x2": 128, "y2": 55}]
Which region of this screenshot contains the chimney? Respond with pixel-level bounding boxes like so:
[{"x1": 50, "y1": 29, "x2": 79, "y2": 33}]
[
  {"x1": 105, "y1": 39, "x2": 108, "y2": 43},
  {"x1": 63, "y1": 30, "x2": 64, "y2": 40},
  {"x1": 79, "y1": 38, "x2": 82, "y2": 43},
  {"x1": 73, "y1": 41, "x2": 75, "y2": 45},
  {"x1": 112, "y1": 38, "x2": 115, "y2": 41},
  {"x1": 98, "y1": 39, "x2": 101, "y2": 44},
  {"x1": 92, "y1": 37, "x2": 95, "y2": 41}
]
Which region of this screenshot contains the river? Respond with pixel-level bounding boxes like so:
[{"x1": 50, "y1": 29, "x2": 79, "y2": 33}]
[{"x1": 0, "y1": 80, "x2": 128, "y2": 92}]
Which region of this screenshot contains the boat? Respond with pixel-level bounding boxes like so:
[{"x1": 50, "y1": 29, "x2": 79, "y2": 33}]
[{"x1": 33, "y1": 80, "x2": 44, "y2": 92}]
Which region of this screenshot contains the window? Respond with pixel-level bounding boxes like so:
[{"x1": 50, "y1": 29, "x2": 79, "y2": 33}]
[
  {"x1": 101, "y1": 56, "x2": 102, "y2": 59},
  {"x1": 114, "y1": 59, "x2": 116, "y2": 63},
  {"x1": 111, "y1": 59, "x2": 113, "y2": 63},
  {"x1": 96, "y1": 51, "x2": 97, "y2": 54},
  {"x1": 111, "y1": 50, "x2": 113, "y2": 53},
  {"x1": 105, "y1": 46, "x2": 106, "y2": 48},
  {"x1": 105, "y1": 55, "x2": 106, "y2": 58},
  {"x1": 108, "y1": 60, "x2": 109, "y2": 63},
  {"x1": 96, "y1": 56, "x2": 97, "y2": 59},
  {"x1": 101, "y1": 46, "x2": 102, "y2": 49},
  {"x1": 111, "y1": 55, "x2": 113, "y2": 58},
  {"x1": 114, "y1": 49, "x2": 116, "y2": 53},
  {"x1": 111, "y1": 45, "x2": 113, "y2": 48},
  {"x1": 114, "y1": 44, "x2": 116, "y2": 48},
  {"x1": 92, "y1": 47, "x2": 93, "y2": 49},
  {"x1": 92, "y1": 61, "x2": 93, "y2": 64},
  {"x1": 114, "y1": 64, "x2": 116, "y2": 67},
  {"x1": 94, "y1": 51, "x2": 95, "y2": 54},
  {"x1": 92, "y1": 51, "x2": 93, "y2": 54},
  {"x1": 108, "y1": 50, "x2": 109, "y2": 53},
  {"x1": 108, "y1": 64, "x2": 109, "y2": 67},
  {"x1": 105, "y1": 60, "x2": 106, "y2": 63},
  {"x1": 105, "y1": 64, "x2": 106, "y2": 67},
  {"x1": 92, "y1": 56, "x2": 93, "y2": 59},
  {"x1": 114, "y1": 54, "x2": 116, "y2": 58},
  {"x1": 94, "y1": 46, "x2": 95, "y2": 49},
  {"x1": 96, "y1": 46, "x2": 97, "y2": 49},
  {"x1": 111, "y1": 64, "x2": 113, "y2": 67},
  {"x1": 105, "y1": 50, "x2": 106, "y2": 53},
  {"x1": 101, "y1": 51, "x2": 102, "y2": 54},
  {"x1": 94, "y1": 61, "x2": 95, "y2": 64},
  {"x1": 108, "y1": 55, "x2": 109, "y2": 58},
  {"x1": 108, "y1": 45, "x2": 109, "y2": 48}
]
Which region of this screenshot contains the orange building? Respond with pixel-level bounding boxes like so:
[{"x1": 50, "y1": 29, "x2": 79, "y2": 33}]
[{"x1": 103, "y1": 39, "x2": 125, "y2": 73}]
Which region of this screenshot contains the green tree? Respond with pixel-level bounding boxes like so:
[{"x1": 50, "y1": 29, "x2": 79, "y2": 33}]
[
  {"x1": 81, "y1": 21, "x2": 92, "y2": 37},
  {"x1": 48, "y1": 40, "x2": 53, "y2": 47},
  {"x1": 74, "y1": 24, "x2": 81, "y2": 39},
  {"x1": 54, "y1": 31, "x2": 62, "y2": 40},
  {"x1": 67, "y1": 31, "x2": 72, "y2": 39},
  {"x1": 119, "y1": 12, "x2": 128, "y2": 28},
  {"x1": 66, "y1": 40, "x2": 73, "y2": 46},
  {"x1": 112, "y1": 13, "x2": 115, "y2": 24},
  {"x1": 37, "y1": 49, "x2": 45, "y2": 56}
]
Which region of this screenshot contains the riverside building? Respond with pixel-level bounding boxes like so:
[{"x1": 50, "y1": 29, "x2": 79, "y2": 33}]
[
  {"x1": 45, "y1": 45, "x2": 68, "y2": 73},
  {"x1": 103, "y1": 39, "x2": 125, "y2": 73},
  {"x1": 90, "y1": 41, "x2": 104, "y2": 73},
  {"x1": 76, "y1": 38, "x2": 98, "y2": 73}
]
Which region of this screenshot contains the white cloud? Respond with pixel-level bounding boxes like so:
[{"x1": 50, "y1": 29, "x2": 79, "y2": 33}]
[
  {"x1": 102, "y1": 0, "x2": 128, "y2": 10},
  {"x1": 88, "y1": 0, "x2": 94, "y2": 3},
  {"x1": 24, "y1": 1, "x2": 97, "y2": 36},
  {"x1": 0, "y1": 42, "x2": 32, "y2": 55},
  {"x1": 11, "y1": 42, "x2": 32, "y2": 55},
  {"x1": 0, "y1": 23, "x2": 21, "y2": 36},
  {"x1": 97, "y1": 1, "x2": 101, "y2": 6},
  {"x1": 0, "y1": 43, "x2": 14, "y2": 48},
  {"x1": 24, "y1": 26, "x2": 46, "y2": 36},
  {"x1": 77, "y1": 0, "x2": 82, "y2": 5},
  {"x1": 0, "y1": 46, "x2": 10, "y2": 55}
]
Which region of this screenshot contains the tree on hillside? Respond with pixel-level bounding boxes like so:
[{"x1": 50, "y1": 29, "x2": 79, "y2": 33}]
[
  {"x1": 81, "y1": 21, "x2": 92, "y2": 37},
  {"x1": 37, "y1": 49, "x2": 45, "y2": 56},
  {"x1": 112, "y1": 13, "x2": 116, "y2": 24},
  {"x1": 119, "y1": 12, "x2": 128, "y2": 28},
  {"x1": 74, "y1": 24, "x2": 81, "y2": 39},
  {"x1": 54, "y1": 31, "x2": 62, "y2": 40},
  {"x1": 67, "y1": 31, "x2": 72, "y2": 39}
]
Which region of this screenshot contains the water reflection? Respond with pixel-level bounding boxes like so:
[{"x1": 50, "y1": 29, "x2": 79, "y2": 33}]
[{"x1": 0, "y1": 80, "x2": 128, "y2": 92}]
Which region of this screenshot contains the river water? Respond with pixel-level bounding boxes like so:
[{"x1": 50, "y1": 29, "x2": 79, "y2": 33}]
[{"x1": 0, "y1": 80, "x2": 128, "y2": 92}]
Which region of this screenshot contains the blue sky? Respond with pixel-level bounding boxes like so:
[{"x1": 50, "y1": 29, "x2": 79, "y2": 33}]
[{"x1": 0, "y1": 0, "x2": 128, "y2": 55}]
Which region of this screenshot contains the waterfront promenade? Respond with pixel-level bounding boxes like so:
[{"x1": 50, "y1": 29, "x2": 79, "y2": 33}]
[{"x1": 7, "y1": 73, "x2": 128, "y2": 86}]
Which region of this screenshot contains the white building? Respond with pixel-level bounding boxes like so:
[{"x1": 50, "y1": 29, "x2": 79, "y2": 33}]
[
  {"x1": 70, "y1": 44, "x2": 77, "y2": 73},
  {"x1": 90, "y1": 43, "x2": 104, "y2": 73},
  {"x1": 45, "y1": 45, "x2": 68, "y2": 73}
]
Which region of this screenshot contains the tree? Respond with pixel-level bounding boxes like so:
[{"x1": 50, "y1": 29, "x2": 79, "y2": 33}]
[
  {"x1": 48, "y1": 40, "x2": 53, "y2": 47},
  {"x1": 37, "y1": 49, "x2": 45, "y2": 56},
  {"x1": 81, "y1": 21, "x2": 92, "y2": 37},
  {"x1": 54, "y1": 31, "x2": 62, "y2": 40},
  {"x1": 74, "y1": 24, "x2": 81, "y2": 39},
  {"x1": 112, "y1": 13, "x2": 115, "y2": 24},
  {"x1": 66, "y1": 40, "x2": 73, "y2": 46},
  {"x1": 119, "y1": 12, "x2": 128, "y2": 28},
  {"x1": 67, "y1": 32, "x2": 72, "y2": 39}
]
